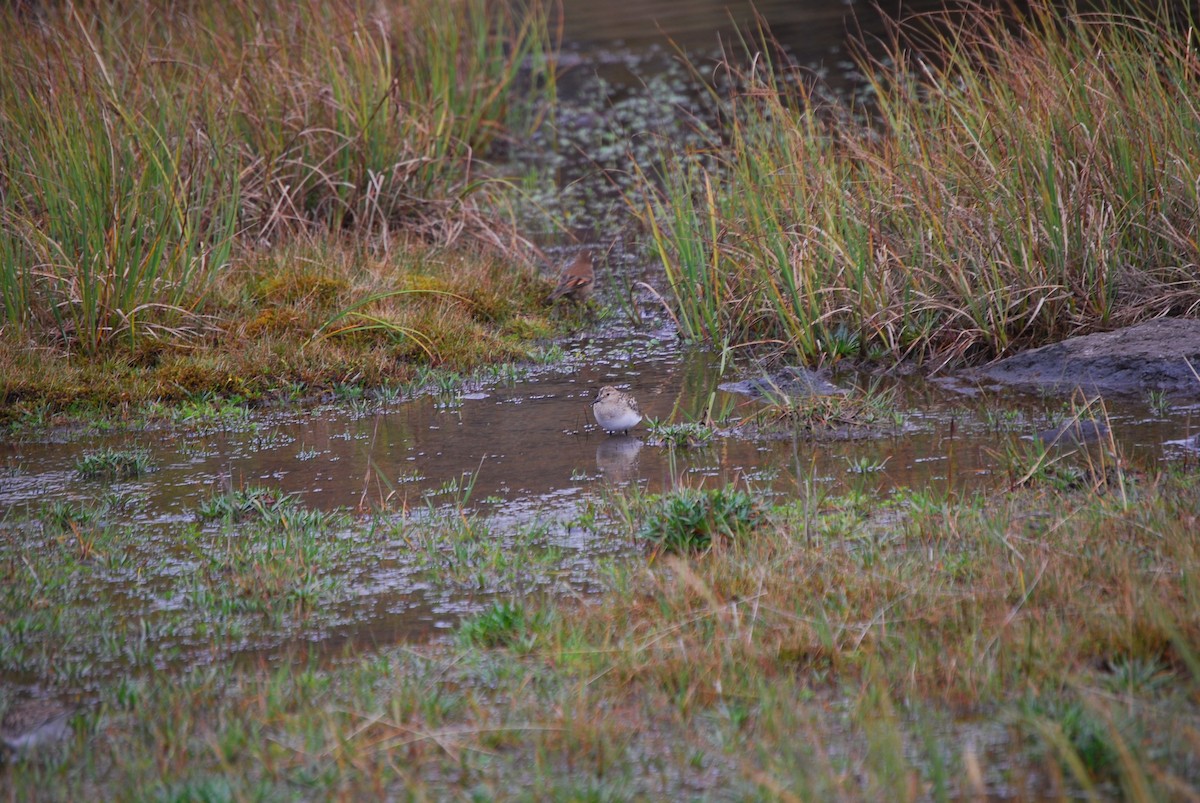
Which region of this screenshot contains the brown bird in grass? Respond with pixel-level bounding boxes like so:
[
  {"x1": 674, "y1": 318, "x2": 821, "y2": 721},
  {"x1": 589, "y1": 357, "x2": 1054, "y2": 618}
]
[{"x1": 546, "y1": 251, "x2": 594, "y2": 304}]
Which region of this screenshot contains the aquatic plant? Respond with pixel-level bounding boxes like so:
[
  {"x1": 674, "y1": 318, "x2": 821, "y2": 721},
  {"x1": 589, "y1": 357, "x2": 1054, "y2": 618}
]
[
  {"x1": 750, "y1": 380, "x2": 896, "y2": 435},
  {"x1": 644, "y1": 420, "x2": 715, "y2": 448},
  {"x1": 457, "y1": 600, "x2": 542, "y2": 650},
  {"x1": 844, "y1": 455, "x2": 889, "y2": 475},
  {"x1": 193, "y1": 485, "x2": 340, "y2": 530},
  {"x1": 1146, "y1": 389, "x2": 1171, "y2": 417},
  {"x1": 74, "y1": 447, "x2": 153, "y2": 479}
]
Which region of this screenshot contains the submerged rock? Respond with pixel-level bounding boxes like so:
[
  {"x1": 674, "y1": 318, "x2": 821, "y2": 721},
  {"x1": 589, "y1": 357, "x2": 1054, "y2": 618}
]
[
  {"x1": 720, "y1": 366, "x2": 846, "y2": 400},
  {"x1": 1036, "y1": 420, "x2": 1111, "y2": 446},
  {"x1": 971, "y1": 317, "x2": 1200, "y2": 395}
]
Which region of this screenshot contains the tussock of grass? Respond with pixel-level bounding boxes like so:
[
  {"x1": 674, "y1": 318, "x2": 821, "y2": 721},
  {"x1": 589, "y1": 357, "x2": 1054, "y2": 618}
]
[
  {"x1": 74, "y1": 447, "x2": 153, "y2": 480},
  {"x1": 0, "y1": 0, "x2": 555, "y2": 408},
  {"x1": 636, "y1": 0, "x2": 1200, "y2": 366},
  {"x1": 636, "y1": 485, "x2": 762, "y2": 553},
  {"x1": 457, "y1": 600, "x2": 542, "y2": 650},
  {"x1": 0, "y1": 241, "x2": 556, "y2": 427}
]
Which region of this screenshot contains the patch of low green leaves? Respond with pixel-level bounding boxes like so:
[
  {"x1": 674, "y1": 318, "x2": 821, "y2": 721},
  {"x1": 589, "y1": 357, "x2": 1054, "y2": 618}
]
[{"x1": 637, "y1": 486, "x2": 762, "y2": 553}]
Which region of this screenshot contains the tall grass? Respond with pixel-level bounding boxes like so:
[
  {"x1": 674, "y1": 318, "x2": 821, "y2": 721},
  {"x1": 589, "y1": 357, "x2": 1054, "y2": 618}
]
[
  {"x1": 636, "y1": 1, "x2": 1200, "y2": 366},
  {"x1": 1, "y1": 78, "x2": 240, "y2": 353},
  {"x1": 0, "y1": 0, "x2": 550, "y2": 353}
]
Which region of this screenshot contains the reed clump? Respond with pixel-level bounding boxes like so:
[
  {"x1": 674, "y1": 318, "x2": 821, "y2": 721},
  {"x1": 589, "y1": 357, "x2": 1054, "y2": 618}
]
[
  {"x1": 637, "y1": 1, "x2": 1200, "y2": 367},
  {"x1": 0, "y1": 0, "x2": 550, "y2": 365}
]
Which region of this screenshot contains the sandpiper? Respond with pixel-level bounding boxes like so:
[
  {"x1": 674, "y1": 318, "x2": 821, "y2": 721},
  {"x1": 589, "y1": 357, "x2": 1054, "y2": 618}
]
[
  {"x1": 591, "y1": 386, "x2": 642, "y2": 434},
  {"x1": 547, "y1": 251, "x2": 594, "y2": 304}
]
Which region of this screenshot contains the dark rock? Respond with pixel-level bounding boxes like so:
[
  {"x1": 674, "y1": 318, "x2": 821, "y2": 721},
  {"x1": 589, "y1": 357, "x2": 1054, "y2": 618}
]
[
  {"x1": 970, "y1": 318, "x2": 1200, "y2": 395},
  {"x1": 1036, "y1": 420, "x2": 1110, "y2": 446},
  {"x1": 720, "y1": 366, "x2": 846, "y2": 400}
]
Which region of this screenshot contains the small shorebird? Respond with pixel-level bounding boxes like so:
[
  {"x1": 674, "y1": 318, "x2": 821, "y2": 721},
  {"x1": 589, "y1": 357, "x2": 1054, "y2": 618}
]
[
  {"x1": 591, "y1": 386, "x2": 642, "y2": 434},
  {"x1": 547, "y1": 251, "x2": 594, "y2": 304}
]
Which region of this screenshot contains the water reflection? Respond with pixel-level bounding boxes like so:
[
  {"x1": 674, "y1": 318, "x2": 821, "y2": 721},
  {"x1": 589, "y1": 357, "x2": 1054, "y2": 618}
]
[
  {"x1": 560, "y1": 0, "x2": 918, "y2": 53},
  {"x1": 555, "y1": 0, "x2": 1015, "y2": 64},
  {"x1": 595, "y1": 435, "x2": 644, "y2": 483}
]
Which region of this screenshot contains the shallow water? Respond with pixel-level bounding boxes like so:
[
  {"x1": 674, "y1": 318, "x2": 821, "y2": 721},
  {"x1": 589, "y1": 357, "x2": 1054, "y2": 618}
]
[
  {"x1": 2, "y1": 324, "x2": 1196, "y2": 670},
  {"x1": 560, "y1": 0, "x2": 945, "y2": 55}
]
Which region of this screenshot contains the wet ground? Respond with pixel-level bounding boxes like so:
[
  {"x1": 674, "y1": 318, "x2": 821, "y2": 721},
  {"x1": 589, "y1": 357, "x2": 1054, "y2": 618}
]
[{"x1": 3, "y1": 317, "x2": 1198, "y2": 683}]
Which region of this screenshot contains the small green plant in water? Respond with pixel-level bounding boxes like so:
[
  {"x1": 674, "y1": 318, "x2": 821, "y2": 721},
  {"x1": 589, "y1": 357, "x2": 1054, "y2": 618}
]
[
  {"x1": 637, "y1": 486, "x2": 762, "y2": 554},
  {"x1": 457, "y1": 600, "x2": 540, "y2": 649},
  {"x1": 194, "y1": 485, "x2": 336, "y2": 528},
  {"x1": 645, "y1": 420, "x2": 715, "y2": 448},
  {"x1": 1146, "y1": 389, "x2": 1171, "y2": 417},
  {"x1": 40, "y1": 499, "x2": 103, "y2": 531},
  {"x1": 75, "y1": 447, "x2": 153, "y2": 479},
  {"x1": 981, "y1": 406, "x2": 1024, "y2": 434},
  {"x1": 845, "y1": 455, "x2": 890, "y2": 474},
  {"x1": 998, "y1": 437, "x2": 1085, "y2": 491},
  {"x1": 529, "y1": 344, "x2": 565, "y2": 365}
]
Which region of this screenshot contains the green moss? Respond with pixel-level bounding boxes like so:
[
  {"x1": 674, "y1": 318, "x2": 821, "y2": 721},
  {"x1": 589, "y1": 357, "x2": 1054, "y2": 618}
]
[{"x1": 254, "y1": 272, "x2": 348, "y2": 306}]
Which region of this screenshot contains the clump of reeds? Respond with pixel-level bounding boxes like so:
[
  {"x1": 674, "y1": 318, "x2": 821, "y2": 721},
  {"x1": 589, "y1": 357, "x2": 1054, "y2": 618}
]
[
  {"x1": 637, "y1": 1, "x2": 1200, "y2": 367},
  {"x1": 0, "y1": 0, "x2": 550, "y2": 354}
]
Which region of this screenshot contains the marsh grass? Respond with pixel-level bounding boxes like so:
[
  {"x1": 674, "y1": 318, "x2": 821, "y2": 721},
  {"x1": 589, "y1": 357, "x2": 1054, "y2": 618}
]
[
  {"x1": 2, "y1": 456, "x2": 1200, "y2": 796},
  {"x1": 0, "y1": 0, "x2": 555, "y2": 413},
  {"x1": 457, "y1": 600, "x2": 545, "y2": 650},
  {"x1": 747, "y1": 380, "x2": 900, "y2": 438},
  {"x1": 5, "y1": 462, "x2": 1198, "y2": 798},
  {"x1": 643, "y1": 419, "x2": 716, "y2": 448},
  {"x1": 635, "y1": 0, "x2": 1200, "y2": 366},
  {"x1": 0, "y1": 240, "x2": 557, "y2": 428}
]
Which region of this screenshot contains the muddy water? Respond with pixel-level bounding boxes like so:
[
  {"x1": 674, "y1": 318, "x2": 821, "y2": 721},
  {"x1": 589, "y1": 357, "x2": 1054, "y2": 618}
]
[
  {"x1": 559, "y1": 0, "x2": 948, "y2": 55},
  {"x1": 3, "y1": 346, "x2": 1193, "y2": 520}
]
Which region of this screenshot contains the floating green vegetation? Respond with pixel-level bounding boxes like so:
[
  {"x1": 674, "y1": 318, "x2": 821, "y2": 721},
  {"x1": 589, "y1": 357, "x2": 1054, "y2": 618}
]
[
  {"x1": 634, "y1": 0, "x2": 1200, "y2": 366},
  {"x1": 74, "y1": 447, "x2": 153, "y2": 480},
  {"x1": 195, "y1": 485, "x2": 345, "y2": 532},
  {"x1": 644, "y1": 419, "x2": 716, "y2": 448},
  {"x1": 636, "y1": 485, "x2": 762, "y2": 553},
  {"x1": 195, "y1": 486, "x2": 297, "y2": 524}
]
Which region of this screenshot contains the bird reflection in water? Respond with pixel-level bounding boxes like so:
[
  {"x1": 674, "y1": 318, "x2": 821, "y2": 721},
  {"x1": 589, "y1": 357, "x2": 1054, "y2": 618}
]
[{"x1": 595, "y1": 435, "x2": 643, "y2": 482}]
